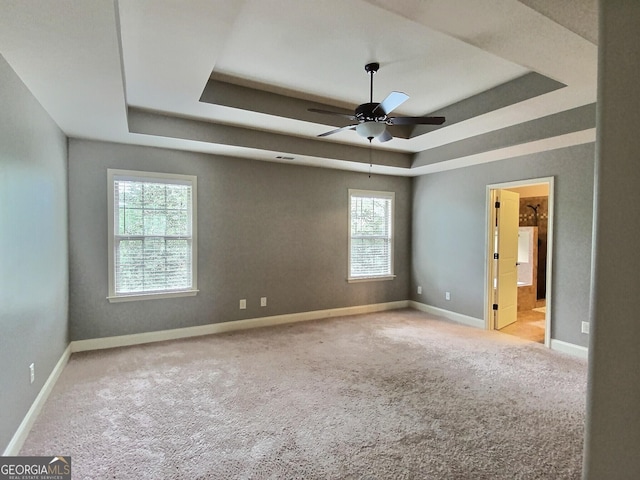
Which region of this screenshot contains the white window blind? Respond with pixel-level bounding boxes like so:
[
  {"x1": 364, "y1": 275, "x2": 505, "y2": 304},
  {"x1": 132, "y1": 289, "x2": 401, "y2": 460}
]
[
  {"x1": 108, "y1": 170, "x2": 197, "y2": 301},
  {"x1": 349, "y1": 190, "x2": 394, "y2": 280}
]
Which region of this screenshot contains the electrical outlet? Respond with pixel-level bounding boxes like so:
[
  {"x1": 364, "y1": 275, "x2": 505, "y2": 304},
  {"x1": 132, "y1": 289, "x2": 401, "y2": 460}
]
[
  {"x1": 417, "y1": 286, "x2": 422, "y2": 295},
  {"x1": 260, "y1": 297, "x2": 267, "y2": 307},
  {"x1": 445, "y1": 291, "x2": 451, "y2": 301},
  {"x1": 581, "y1": 321, "x2": 590, "y2": 334},
  {"x1": 239, "y1": 299, "x2": 246, "y2": 310},
  {"x1": 29, "y1": 363, "x2": 35, "y2": 384}
]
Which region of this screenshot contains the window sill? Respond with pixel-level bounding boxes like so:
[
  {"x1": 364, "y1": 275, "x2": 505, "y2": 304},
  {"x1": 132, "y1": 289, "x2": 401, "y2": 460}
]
[
  {"x1": 347, "y1": 275, "x2": 396, "y2": 283},
  {"x1": 107, "y1": 289, "x2": 199, "y2": 303}
]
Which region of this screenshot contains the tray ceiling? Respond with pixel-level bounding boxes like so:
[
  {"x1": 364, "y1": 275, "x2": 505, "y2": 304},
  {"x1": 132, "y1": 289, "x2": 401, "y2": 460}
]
[{"x1": 0, "y1": 0, "x2": 597, "y2": 176}]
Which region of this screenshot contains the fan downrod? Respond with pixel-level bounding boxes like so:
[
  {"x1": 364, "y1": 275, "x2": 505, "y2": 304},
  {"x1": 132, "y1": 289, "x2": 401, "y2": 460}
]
[{"x1": 364, "y1": 63, "x2": 379, "y2": 103}]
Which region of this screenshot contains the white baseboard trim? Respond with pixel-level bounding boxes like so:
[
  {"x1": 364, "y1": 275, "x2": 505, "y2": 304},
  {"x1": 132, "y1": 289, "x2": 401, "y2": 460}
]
[
  {"x1": 550, "y1": 339, "x2": 589, "y2": 359},
  {"x1": 409, "y1": 301, "x2": 484, "y2": 329},
  {"x1": 71, "y1": 300, "x2": 410, "y2": 353},
  {"x1": 3, "y1": 344, "x2": 71, "y2": 456}
]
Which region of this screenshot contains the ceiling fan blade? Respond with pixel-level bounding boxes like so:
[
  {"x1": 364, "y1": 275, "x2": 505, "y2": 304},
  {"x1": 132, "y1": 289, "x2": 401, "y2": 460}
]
[
  {"x1": 373, "y1": 91, "x2": 409, "y2": 115},
  {"x1": 389, "y1": 116, "x2": 446, "y2": 126},
  {"x1": 378, "y1": 129, "x2": 393, "y2": 143},
  {"x1": 308, "y1": 108, "x2": 356, "y2": 121},
  {"x1": 317, "y1": 124, "x2": 357, "y2": 137}
]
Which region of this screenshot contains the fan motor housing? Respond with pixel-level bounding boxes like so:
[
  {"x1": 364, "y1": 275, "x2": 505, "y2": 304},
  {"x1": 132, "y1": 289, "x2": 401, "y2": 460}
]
[{"x1": 355, "y1": 102, "x2": 386, "y2": 123}]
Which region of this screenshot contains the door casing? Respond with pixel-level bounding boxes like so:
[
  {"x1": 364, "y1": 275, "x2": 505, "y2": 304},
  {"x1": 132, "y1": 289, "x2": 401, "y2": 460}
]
[{"x1": 484, "y1": 177, "x2": 554, "y2": 347}]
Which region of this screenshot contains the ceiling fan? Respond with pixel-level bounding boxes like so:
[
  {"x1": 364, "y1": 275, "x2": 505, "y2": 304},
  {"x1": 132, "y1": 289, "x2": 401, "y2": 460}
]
[{"x1": 309, "y1": 62, "x2": 445, "y2": 143}]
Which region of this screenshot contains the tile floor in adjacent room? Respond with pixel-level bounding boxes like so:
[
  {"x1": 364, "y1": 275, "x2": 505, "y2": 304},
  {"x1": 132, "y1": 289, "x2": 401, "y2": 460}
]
[{"x1": 500, "y1": 302, "x2": 546, "y2": 344}]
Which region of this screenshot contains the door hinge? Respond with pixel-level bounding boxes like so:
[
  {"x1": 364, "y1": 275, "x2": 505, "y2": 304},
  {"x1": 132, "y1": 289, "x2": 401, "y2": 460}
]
[
  {"x1": 493, "y1": 253, "x2": 499, "y2": 260},
  {"x1": 495, "y1": 201, "x2": 500, "y2": 208},
  {"x1": 492, "y1": 304, "x2": 498, "y2": 311}
]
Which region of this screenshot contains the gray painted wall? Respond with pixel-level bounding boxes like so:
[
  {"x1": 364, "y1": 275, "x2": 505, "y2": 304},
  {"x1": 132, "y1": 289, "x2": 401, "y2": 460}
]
[
  {"x1": 0, "y1": 55, "x2": 69, "y2": 452},
  {"x1": 68, "y1": 140, "x2": 411, "y2": 341},
  {"x1": 411, "y1": 143, "x2": 595, "y2": 347},
  {"x1": 584, "y1": 1, "x2": 640, "y2": 477}
]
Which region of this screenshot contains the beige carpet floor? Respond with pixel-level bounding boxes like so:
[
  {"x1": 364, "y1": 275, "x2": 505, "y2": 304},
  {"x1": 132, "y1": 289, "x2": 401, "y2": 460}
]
[{"x1": 20, "y1": 309, "x2": 587, "y2": 479}]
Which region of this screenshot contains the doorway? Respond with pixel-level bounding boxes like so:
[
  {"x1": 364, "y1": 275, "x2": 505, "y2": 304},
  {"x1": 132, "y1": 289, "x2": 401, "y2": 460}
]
[{"x1": 485, "y1": 178, "x2": 554, "y2": 346}]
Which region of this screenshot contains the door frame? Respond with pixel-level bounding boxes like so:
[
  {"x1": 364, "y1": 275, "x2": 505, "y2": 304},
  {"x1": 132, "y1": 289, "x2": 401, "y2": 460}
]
[{"x1": 484, "y1": 177, "x2": 555, "y2": 347}]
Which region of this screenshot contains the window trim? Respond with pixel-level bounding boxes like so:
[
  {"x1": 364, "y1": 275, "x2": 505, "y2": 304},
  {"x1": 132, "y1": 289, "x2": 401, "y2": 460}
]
[
  {"x1": 348, "y1": 189, "x2": 395, "y2": 283},
  {"x1": 107, "y1": 169, "x2": 198, "y2": 302}
]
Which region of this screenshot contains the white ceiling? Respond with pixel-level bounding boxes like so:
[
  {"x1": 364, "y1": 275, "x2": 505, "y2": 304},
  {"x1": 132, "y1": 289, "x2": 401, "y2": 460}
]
[{"x1": 0, "y1": 0, "x2": 597, "y2": 176}]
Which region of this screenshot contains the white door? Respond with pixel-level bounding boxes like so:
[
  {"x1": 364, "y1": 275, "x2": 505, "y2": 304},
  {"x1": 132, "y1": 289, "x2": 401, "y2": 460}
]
[{"x1": 493, "y1": 189, "x2": 519, "y2": 329}]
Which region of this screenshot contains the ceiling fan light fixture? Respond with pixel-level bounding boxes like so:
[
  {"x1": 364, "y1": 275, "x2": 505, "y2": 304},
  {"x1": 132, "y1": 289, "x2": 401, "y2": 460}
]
[
  {"x1": 356, "y1": 121, "x2": 386, "y2": 139},
  {"x1": 309, "y1": 62, "x2": 445, "y2": 140}
]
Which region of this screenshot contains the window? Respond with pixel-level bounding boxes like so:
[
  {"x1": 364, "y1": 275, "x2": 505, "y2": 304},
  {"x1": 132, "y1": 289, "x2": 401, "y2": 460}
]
[
  {"x1": 107, "y1": 169, "x2": 197, "y2": 302},
  {"x1": 348, "y1": 189, "x2": 395, "y2": 281}
]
